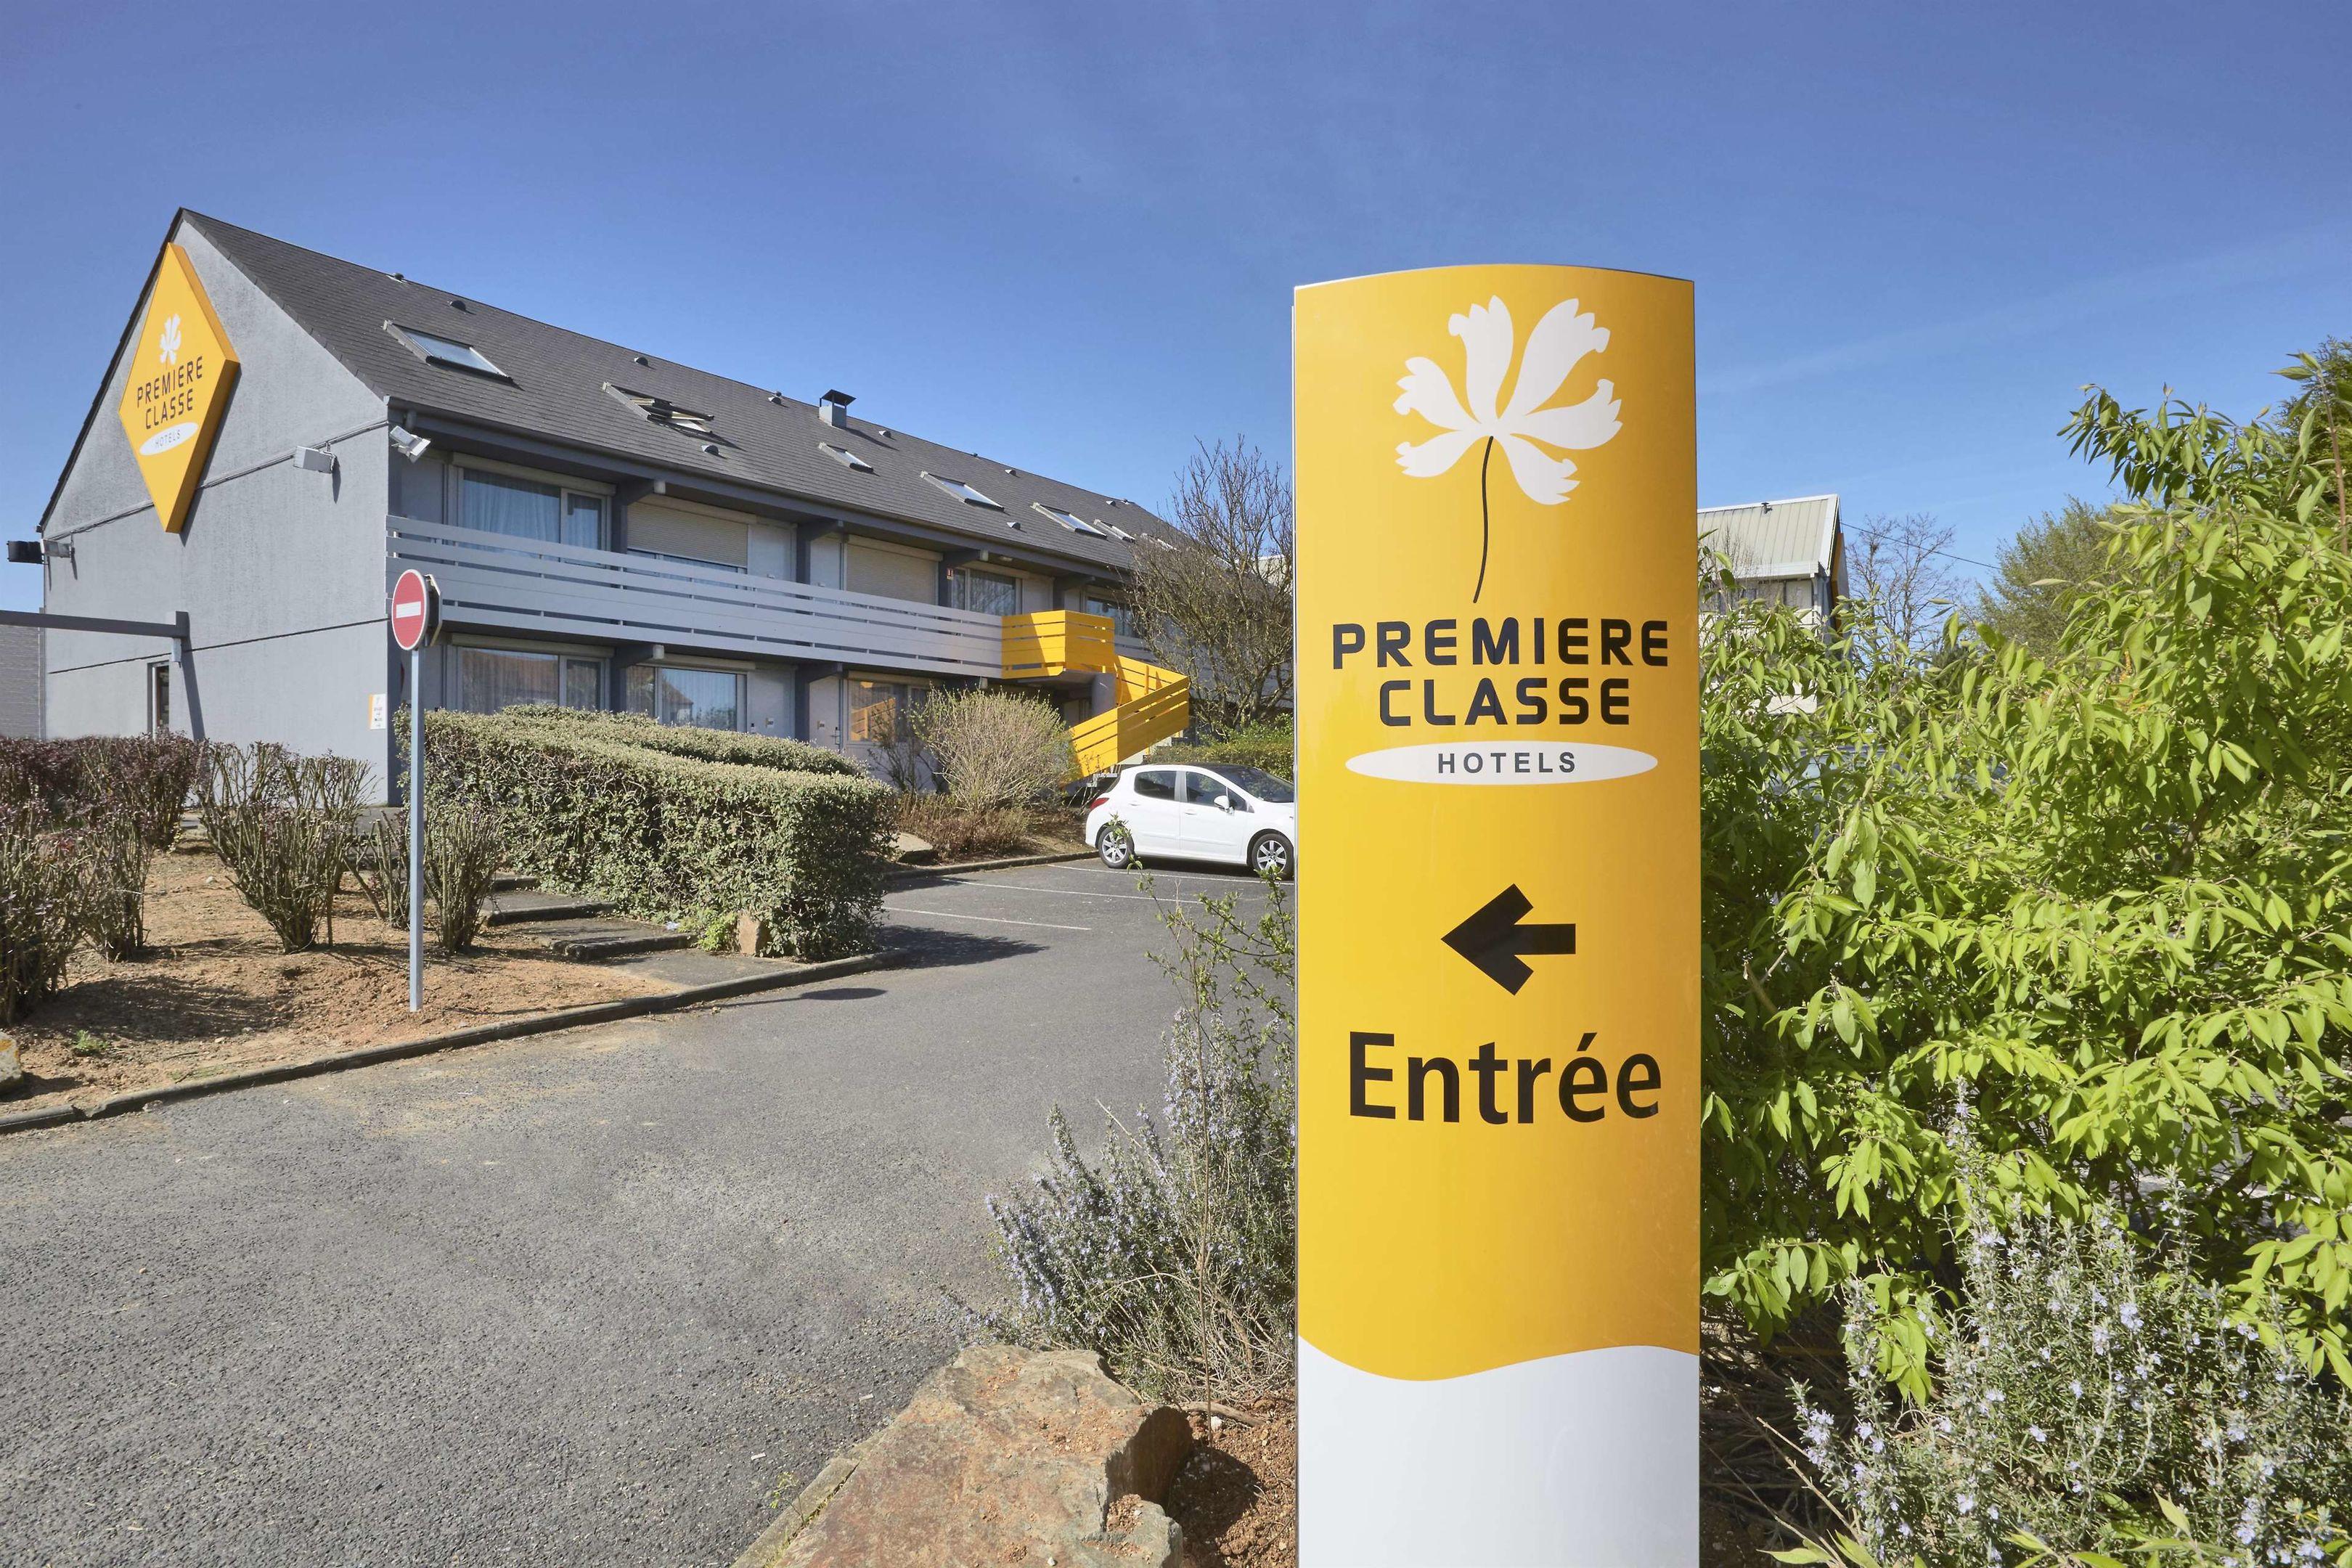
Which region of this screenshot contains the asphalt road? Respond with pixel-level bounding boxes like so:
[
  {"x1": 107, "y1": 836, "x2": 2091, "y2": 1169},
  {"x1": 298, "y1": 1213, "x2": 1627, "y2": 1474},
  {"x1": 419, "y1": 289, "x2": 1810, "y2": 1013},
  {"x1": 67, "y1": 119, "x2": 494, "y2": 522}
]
[{"x1": 0, "y1": 858, "x2": 1276, "y2": 1568}]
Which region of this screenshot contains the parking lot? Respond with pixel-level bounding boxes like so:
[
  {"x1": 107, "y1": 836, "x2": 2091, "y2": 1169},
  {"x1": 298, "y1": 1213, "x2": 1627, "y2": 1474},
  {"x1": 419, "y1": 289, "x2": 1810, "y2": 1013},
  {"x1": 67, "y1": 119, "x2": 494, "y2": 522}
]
[{"x1": 0, "y1": 857, "x2": 1278, "y2": 1568}]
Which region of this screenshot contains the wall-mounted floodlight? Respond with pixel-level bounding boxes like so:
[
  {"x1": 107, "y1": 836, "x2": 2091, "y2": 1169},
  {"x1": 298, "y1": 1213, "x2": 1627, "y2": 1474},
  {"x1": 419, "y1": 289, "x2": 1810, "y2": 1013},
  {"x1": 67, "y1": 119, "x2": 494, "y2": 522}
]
[
  {"x1": 389, "y1": 425, "x2": 433, "y2": 462},
  {"x1": 293, "y1": 446, "x2": 337, "y2": 475}
]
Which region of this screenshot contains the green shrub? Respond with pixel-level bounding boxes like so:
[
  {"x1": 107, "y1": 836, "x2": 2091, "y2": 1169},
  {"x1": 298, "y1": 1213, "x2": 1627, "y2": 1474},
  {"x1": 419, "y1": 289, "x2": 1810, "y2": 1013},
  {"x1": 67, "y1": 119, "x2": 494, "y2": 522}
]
[
  {"x1": 79, "y1": 807, "x2": 150, "y2": 960},
  {"x1": 0, "y1": 799, "x2": 88, "y2": 1024},
  {"x1": 909, "y1": 688, "x2": 1076, "y2": 806},
  {"x1": 359, "y1": 805, "x2": 503, "y2": 952},
  {"x1": 484, "y1": 705, "x2": 860, "y2": 775},
  {"x1": 197, "y1": 743, "x2": 368, "y2": 952},
  {"x1": 1702, "y1": 380, "x2": 2352, "y2": 1389},
  {"x1": 1786, "y1": 1132, "x2": 2352, "y2": 1568},
  {"x1": 419, "y1": 709, "x2": 889, "y2": 960},
  {"x1": 891, "y1": 793, "x2": 1033, "y2": 861},
  {"x1": 976, "y1": 877, "x2": 1297, "y2": 1403},
  {"x1": 423, "y1": 807, "x2": 501, "y2": 952},
  {"x1": 1158, "y1": 720, "x2": 1293, "y2": 777},
  {"x1": 0, "y1": 735, "x2": 203, "y2": 848}
]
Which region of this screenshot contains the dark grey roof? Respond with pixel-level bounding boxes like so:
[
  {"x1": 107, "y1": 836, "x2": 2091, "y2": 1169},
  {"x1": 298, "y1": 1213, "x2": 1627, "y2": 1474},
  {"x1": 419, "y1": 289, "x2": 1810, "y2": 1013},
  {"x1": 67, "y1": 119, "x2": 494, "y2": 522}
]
[{"x1": 180, "y1": 211, "x2": 1178, "y2": 576}]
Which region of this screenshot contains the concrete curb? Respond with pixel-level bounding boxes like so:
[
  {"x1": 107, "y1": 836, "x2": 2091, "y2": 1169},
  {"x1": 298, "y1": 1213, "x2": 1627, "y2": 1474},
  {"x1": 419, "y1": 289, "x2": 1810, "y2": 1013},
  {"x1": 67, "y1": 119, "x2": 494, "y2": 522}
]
[
  {"x1": 887, "y1": 849, "x2": 1093, "y2": 883},
  {"x1": 731, "y1": 1440, "x2": 872, "y2": 1568},
  {"x1": 0, "y1": 949, "x2": 905, "y2": 1137}
]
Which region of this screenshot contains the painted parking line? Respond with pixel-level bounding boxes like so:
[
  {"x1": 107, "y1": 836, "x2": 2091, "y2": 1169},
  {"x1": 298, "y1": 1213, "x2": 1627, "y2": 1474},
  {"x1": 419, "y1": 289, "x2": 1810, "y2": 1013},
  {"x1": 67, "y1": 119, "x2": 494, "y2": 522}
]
[
  {"x1": 915, "y1": 878, "x2": 1185, "y2": 904},
  {"x1": 881, "y1": 905, "x2": 1095, "y2": 932}
]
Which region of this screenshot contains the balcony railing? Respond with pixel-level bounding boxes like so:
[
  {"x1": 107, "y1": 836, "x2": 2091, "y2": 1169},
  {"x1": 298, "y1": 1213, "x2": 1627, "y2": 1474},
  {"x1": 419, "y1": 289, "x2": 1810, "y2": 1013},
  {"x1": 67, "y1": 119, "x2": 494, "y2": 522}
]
[{"x1": 385, "y1": 516, "x2": 1005, "y2": 679}]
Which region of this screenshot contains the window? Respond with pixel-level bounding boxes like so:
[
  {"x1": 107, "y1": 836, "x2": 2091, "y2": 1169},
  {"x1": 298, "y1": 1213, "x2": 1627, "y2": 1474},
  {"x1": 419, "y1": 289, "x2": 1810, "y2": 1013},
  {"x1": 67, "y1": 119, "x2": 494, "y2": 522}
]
[
  {"x1": 951, "y1": 568, "x2": 1020, "y2": 617},
  {"x1": 563, "y1": 659, "x2": 600, "y2": 709},
  {"x1": 457, "y1": 648, "x2": 601, "y2": 714},
  {"x1": 847, "y1": 679, "x2": 926, "y2": 746},
  {"x1": 626, "y1": 666, "x2": 742, "y2": 730},
  {"x1": 1034, "y1": 502, "x2": 1106, "y2": 537},
  {"x1": 1131, "y1": 769, "x2": 1178, "y2": 801},
  {"x1": 148, "y1": 662, "x2": 171, "y2": 734},
  {"x1": 605, "y1": 384, "x2": 717, "y2": 436},
  {"x1": 820, "y1": 442, "x2": 874, "y2": 473},
  {"x1": 922, "y1": 472, "x2": 1003, "y2": 510},
  {"x1": 1104, "y1": 522, "x2": 1135, "y2": 542},
  {"x1": 459, "y1": 467, "x2": 605, "y2": 549},
  {"x1": 1198, "y1": 764, "x2": 1294, "y2": 804},
  {"x1": 1083, "y1": 596, "x2": 1137, "y2": 638},
  {"x1": 386, "y1": 322, "x2": 509, "y2": 379}
]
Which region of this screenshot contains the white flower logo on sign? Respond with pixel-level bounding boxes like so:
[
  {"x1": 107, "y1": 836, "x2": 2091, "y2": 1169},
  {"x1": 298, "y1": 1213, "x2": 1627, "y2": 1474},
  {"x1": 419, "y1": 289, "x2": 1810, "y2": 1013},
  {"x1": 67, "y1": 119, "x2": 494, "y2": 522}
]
[
  {"x1": 1394, "y1": 296, "x2": 1622, "y2": 601},
  {"x1": 158, "y1": 314, "x2": 183, "y2": 367}
]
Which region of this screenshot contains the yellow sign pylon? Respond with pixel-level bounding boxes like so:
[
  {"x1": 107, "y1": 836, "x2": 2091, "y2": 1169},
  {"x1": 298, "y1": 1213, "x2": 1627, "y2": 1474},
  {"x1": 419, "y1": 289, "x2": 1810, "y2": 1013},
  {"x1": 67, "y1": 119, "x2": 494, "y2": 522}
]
[{"x1": 1294, "y1": 264, "x2": 1699, "y2": 1564}]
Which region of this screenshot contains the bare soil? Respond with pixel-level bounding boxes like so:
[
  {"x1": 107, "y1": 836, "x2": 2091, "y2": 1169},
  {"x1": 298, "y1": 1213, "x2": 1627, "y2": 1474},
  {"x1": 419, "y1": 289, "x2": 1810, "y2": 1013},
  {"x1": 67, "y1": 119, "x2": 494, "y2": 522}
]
[
  {"x1": 1167, "y1": 1402, "x2": 1296, "y2": 1568},
  {"x1": 1, "y1": 849, "x2": 671, "y2": 1116}
]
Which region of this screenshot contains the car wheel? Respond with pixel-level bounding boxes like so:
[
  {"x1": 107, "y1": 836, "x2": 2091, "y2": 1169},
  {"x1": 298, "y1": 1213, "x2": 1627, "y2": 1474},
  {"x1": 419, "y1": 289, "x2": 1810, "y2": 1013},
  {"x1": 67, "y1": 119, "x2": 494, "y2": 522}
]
[
  {"x1": 1249, "y1": 832, "x2": 1294, "y2": 881},
  {"x1": 1098, "y1": 822, "x2": 1136, "y2": 870}
]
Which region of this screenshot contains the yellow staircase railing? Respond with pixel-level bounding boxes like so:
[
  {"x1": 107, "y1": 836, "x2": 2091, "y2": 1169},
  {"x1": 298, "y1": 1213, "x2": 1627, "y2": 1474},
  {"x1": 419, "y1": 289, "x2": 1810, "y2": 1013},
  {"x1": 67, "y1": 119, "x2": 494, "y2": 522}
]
[{"x1": 1000, "y1": 611, "x2": 1190, "y2": 775}]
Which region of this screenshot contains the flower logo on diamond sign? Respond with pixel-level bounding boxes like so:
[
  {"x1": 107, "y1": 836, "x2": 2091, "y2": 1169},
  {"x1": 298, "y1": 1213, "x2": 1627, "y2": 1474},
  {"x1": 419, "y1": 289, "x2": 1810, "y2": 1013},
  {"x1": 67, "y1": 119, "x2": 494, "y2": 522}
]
[
  {"x1": 1394, "y1": 296, "x2": 1622, "y2": 601},
  {"x1": 158, "y1": 314, "x2": 183, "y2": 367}
]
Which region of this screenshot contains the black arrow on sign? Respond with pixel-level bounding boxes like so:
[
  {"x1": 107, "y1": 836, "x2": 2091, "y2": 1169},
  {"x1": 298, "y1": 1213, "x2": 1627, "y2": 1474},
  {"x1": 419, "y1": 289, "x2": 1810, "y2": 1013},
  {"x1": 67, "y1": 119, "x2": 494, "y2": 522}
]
[{"x1": 1442, "y1": 884, "x2": 1576, "y2": 995}]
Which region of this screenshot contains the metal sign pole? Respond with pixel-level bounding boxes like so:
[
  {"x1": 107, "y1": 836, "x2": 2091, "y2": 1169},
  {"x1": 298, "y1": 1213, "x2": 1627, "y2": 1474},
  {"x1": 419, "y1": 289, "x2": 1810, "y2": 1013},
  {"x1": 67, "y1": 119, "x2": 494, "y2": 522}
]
[
  {"x1": 1293, "y1": 265, "x2": 1699, "y2": 1564},
  {"x1": 408, "y1": 642, "x2": 423, "y2": 1013}
]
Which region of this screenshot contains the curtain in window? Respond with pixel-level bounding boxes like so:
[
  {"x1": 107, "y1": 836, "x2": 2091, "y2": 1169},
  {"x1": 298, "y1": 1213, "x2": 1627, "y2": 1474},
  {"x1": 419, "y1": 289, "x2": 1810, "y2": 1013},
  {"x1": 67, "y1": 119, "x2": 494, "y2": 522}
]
[
  {"x1": 460, "y1": 470, "x2": 562, "y2": 542},
  {"x1": 457, "y1": 648, "x2": 561, "y2": 712},
  {"x1": 562, "y1": 495, "x2": 605, "y2": 550},
  {"x1": 626, "y1": 666, "x2": 741, "y2": 730},
  {"x1": 955, "y1": 570, "x2": 1019, "y2": 617},
  {"x1": 848, "y1": 680, "x2": 915, "y2": 744}
]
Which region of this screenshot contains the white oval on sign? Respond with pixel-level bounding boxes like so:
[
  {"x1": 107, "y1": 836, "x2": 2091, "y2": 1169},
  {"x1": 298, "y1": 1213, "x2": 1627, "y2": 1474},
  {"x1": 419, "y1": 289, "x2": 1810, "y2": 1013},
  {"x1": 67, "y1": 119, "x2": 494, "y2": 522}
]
[
  {"x1": 139, "y1": 422, "x2": 200, "y2": 457},
  {"x1": 1344, "y1": 741, "x2": 1657, "y2": 785}
]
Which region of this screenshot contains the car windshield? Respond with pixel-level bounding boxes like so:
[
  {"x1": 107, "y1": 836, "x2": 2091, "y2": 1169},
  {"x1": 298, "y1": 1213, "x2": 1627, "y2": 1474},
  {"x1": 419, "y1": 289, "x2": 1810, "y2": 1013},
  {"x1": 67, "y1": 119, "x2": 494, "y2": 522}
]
[{"x1": 1201, "y1": 765, "x2": 1294, "y2": 804}]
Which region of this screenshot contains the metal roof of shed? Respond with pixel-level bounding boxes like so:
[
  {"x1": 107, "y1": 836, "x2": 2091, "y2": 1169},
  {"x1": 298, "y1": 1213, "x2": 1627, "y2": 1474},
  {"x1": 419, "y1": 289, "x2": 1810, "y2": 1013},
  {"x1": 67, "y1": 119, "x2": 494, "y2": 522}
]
[{"x1": 1698, "y1": 493, "x2": 1842, "y2": 581}]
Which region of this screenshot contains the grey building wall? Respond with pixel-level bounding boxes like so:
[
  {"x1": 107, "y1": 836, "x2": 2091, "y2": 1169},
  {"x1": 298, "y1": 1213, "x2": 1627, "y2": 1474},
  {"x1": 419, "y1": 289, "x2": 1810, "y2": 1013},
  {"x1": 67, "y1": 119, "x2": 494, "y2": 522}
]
[
  {"x1": 41, "y1": 219, "x2": 394, "y2": 786},
  {"x1": 0, "y1": 624, "x2": 43, "y2": 738}
]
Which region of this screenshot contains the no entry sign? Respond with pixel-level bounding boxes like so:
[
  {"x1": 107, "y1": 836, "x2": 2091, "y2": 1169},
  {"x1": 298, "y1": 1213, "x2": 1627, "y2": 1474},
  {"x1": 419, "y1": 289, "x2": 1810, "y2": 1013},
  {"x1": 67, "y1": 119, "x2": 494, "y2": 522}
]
[
  {"x1": 1294, "y1": 265, "x2": 1698, "y2": 1564},
  {"x1": 390, "y1": 568, "x2": 438, "y2": 651}
]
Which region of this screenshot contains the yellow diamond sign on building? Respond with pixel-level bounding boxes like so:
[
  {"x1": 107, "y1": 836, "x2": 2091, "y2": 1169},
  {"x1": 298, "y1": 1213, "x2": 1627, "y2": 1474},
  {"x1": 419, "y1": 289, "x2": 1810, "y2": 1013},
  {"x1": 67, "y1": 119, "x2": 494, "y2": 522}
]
[{"x1": 116, "y1": 243, "x2": 240, "y2": 533}]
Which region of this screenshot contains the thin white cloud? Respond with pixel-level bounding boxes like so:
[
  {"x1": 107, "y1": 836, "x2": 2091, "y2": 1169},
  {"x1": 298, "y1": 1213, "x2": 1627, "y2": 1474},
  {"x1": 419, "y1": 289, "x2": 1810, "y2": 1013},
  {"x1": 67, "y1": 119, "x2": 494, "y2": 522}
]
[{"x1": 1703, "y1": 221, "x2": 2352, "y2": 399}]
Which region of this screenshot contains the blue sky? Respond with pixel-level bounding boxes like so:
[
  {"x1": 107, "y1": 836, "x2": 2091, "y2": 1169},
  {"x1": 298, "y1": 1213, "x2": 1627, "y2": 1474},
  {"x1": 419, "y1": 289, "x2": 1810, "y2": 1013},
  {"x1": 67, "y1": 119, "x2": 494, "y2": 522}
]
[{"x1": 6, "y1": 2, "x2": 2349, "y2": 611}]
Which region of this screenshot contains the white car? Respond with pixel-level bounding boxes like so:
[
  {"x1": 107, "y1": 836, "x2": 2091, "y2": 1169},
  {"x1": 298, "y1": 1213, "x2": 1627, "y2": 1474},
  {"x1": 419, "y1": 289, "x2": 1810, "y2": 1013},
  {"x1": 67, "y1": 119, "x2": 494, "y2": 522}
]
[{"x1": 1085, "y1": 762, "x2": 1297, "y2": 878}]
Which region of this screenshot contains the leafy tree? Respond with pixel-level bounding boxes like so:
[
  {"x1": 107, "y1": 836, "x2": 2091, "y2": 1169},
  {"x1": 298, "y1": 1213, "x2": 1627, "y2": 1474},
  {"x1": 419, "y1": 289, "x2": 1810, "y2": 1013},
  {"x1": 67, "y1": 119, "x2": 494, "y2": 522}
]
[
  {"x1": 2277, "y1": 336, "x2": 2352, "y2": 550},
  {"x1": 1704, "y1": 377, "x2": 2352, "y2": 1393},
  {"x1": 1130, "y1": 438, "x2": 1294, "y2": 734},
  {"x1": 1972, "y1": 497, "x2": 2129, "y2": 658}
]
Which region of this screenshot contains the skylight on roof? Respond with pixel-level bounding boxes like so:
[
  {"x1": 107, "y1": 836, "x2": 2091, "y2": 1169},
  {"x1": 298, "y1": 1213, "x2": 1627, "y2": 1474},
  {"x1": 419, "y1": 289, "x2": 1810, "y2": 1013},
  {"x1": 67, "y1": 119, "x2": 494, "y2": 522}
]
[
  {"x1": 923, "y1": 473, "x2": 1003, "y2": 510},
  {"x1": 1034, "y1": 502, "x2": 1106, "y2": 537},
  {"x1": 1103, "y1": 522, "x2": 1135, "y2": 542},
  {"x1": 820, "y1": 442, "x2": 874, "y2": 473},
  {"x1": 386, "y1": 322, "x2": 507, "y2": 379},
  {"x1": 605, "y1": 384, "x2": 717, "y2": 437}
]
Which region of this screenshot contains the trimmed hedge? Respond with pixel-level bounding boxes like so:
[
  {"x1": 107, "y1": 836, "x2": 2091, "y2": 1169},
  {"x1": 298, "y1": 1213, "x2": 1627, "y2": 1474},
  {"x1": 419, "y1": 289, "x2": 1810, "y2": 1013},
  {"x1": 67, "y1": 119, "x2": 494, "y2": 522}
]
[
  {"x1": 485, "y1": 706, "x2": 860, "y2": 776},
  {"x1": 1156, "y1": 722, "x2": 1294, "y2": 777},
  {"x1": 418, "y1": 709, "x2": 889, "y2": 960},
  {"x1": 0, "y1": 734, "x2": 204, "y2": 848}
]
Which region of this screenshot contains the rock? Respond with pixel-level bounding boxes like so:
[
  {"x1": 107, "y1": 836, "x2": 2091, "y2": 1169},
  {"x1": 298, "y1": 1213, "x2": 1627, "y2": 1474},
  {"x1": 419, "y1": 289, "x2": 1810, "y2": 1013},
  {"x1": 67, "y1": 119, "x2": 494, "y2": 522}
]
[
  {"x1": 754, "y1": 1345, "x2": 1191, "y2": 1568},
  {"x1": 893, "y1": 830, "x2": 939, "y2": 865},
  {"x1": 735, "y1": 911, "x2": 766, "y2": 956},
  {"x1": 0, "y1": 1032, "x2": 19, "y2": 1094}
]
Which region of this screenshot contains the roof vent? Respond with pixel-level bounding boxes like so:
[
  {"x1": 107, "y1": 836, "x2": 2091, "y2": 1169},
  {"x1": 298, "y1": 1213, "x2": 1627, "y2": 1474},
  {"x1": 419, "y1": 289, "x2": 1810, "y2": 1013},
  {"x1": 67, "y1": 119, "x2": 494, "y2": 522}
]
[
  {"x1": 633, "y1": 354, "x2": 650, "y2": 366},
  {"x1": 449, "y1": 298, "x2": 467, "y2": 310},
  {"x1": 767, "y1": 392, "x2": 784, "y2": 405},
  {"x1": 819, "y1": 389, "x2": 854, "y2": 428},
  {"x1": 389, "y1": 272, "x2": 405, "y2": 282}
]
